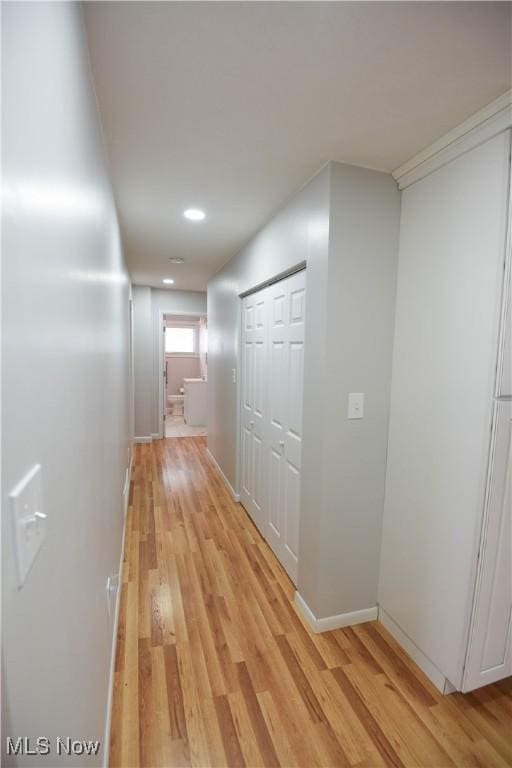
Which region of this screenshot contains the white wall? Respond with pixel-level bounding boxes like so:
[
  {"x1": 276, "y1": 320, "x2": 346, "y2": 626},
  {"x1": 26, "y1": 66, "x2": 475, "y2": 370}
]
[
  {"x1": 2, "y1": 4, "x2": 131, "y2": 765},
  {"x1": 131, "y1": 287, "x2": 206, "y2": 438},
  {"x1": 207, "y1": 162, "x2": 400, "y2": 621},
  {"x1": 379, "y1": 131, "x2": 511, "y2": 687},
  {"x1": 313, "y1": 163, "x2": 401, "y2": 617},
  {"x1": 208, "y1": 166, "x2": 330, "y2": 493}
]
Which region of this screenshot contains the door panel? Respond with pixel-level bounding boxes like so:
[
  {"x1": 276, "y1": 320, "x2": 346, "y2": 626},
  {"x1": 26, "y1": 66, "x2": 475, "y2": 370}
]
[
  {"x1": 288, "y1": 342, "x2": 304, "y2": 439},
  {"x1": 253, "y1": 433, "x2": 263, "y2": 514},
  {"x1": 240, "y1": 269, "x2": 306, "y2": 585},
  {"x1": 254, "y1": 342, "x2": 265, "y2": 418},
  {"x1": 269, "y1": 448, "x2": 281, "y2": 536},
  {"x1": 273, "y1": 293, "x2": 285, "y2": 326},
  {"x1": 243, "y1": 343, "x2": 253, "y2": 410},
  {"x1": 244, "y1": 303, "x2": 254, "y2": 330},
  {"x1": 266, "y1": 270, "x2": 306, "y2": 584},
  {"x1": 241, "y1": 426, "x2": 252, "y2": 499},
  {"x1": 463, "y1": 400, "x2": 512, "y2": 691},
  {"x1": 290, "y1": 286, "x2": 305, "y2": 325},
  {"x1": 284, "y1": 461, "x2": 300, "y2": 558},
  {"x1": 270, "y1": 342, "x2": 285, "y2": 428},
  {"x1": 240, "y1": 291, "x2": 268, "y2": 534},
  {"x1": 267, "y1": 286, "x2": 287, "y2": 564}
]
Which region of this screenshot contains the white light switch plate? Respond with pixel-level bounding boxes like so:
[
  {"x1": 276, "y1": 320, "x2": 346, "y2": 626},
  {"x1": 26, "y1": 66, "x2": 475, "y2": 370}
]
[
  {"x1": 348, "y1": 392, "x2": 365, "y2": 419},
  {"x1": 10, "y1": 464, "x2": 46, "y2": 587}
]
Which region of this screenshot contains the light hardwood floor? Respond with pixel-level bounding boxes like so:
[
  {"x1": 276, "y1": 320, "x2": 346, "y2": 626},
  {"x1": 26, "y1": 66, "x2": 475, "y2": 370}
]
[{"x1": 111, "y1": 438, "x2": 512, "y2": 767}]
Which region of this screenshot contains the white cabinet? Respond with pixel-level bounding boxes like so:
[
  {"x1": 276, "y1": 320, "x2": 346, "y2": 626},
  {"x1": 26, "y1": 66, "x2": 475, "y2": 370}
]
[
  {"x1": 240, "y1": 269, "x2": 306, "y2": 585},
  {"x1": 379, "y1": 130, "x2": 512, "y2": 692},
  {"x1": 463, "y1": 221, "x2": 512, "y2": 691},
  {"x1": 183, "y1": 378, "x2": 207, "y2": 427},
  {"x1": 463, "y1": 399, "x2": 512, "y2": 691}
]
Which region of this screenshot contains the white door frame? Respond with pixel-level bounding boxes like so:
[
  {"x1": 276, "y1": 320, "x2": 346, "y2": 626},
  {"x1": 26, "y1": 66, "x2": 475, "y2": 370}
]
[{"x1": 158, "y1": 310, "x2": 207, "y2": 439}]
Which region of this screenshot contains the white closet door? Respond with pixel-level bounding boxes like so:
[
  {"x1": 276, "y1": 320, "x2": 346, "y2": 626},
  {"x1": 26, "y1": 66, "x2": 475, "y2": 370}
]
[
  {"x1": 266, "y1": 270, "x2": 306, "y2": 584},
  {"x1": 240, "y1": 291, "x2": 267, "y2": 534}
]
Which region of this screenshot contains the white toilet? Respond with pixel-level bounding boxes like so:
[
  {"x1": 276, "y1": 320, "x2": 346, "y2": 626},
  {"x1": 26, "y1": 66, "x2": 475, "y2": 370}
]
[{"x1": 168, "y1": 390, "x2": 184, "y2": 415}]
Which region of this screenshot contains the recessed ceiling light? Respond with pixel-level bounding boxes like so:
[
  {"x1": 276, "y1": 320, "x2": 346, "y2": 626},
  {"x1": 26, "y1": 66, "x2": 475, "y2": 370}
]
[
  {"x1": 163, "y1": 278, "x2": 175, "y2": 285},
  {"x1": 169, "y1": 257, "x2": 185, "y2": 264},
  {"x1": 184, "y1": 208, "x2": 205, "y2": 221}
]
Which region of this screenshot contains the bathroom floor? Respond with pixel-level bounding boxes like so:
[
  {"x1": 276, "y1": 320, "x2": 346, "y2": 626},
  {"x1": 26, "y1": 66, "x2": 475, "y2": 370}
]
[{"x1": 165, "y1": 411, "x2": 207, "y2": 438}]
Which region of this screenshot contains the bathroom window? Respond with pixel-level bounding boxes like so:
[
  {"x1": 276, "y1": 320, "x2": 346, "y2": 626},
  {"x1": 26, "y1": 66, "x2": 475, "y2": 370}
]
[{"x1": 165, "y1": 326, "x2": 197, "y2": 355}]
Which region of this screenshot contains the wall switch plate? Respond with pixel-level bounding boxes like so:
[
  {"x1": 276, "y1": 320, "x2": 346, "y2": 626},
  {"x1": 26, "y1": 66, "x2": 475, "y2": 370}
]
[
  {"x1": 232, "y1": 368, "x2": 237, "y2": 384},
  {"x1": 348, "y1": 392, "x2": 365, "y2": 419},
  {"x1": 9, "y1": 464, "x2": 46, "y2": 587}
]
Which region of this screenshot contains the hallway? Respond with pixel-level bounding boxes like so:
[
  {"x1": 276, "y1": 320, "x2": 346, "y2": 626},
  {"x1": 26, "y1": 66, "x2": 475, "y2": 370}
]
[{"x1": 111, "y1": 438, "x2": 512, "y2": 768}]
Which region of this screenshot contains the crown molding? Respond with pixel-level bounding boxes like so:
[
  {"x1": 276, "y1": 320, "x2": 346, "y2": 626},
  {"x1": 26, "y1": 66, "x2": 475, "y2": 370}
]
[{"x1": 393, "y1": 90, "x2": 512, "y2": 190}]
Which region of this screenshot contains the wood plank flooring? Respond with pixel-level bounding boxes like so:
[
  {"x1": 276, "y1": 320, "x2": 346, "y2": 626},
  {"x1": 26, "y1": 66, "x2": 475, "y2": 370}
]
[{"x1": 111, "y1": 438, "x2": 512, "y2": 767}]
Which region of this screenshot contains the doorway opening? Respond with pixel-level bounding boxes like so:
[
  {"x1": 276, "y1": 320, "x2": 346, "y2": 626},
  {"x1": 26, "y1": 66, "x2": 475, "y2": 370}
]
[{"x1": 162, "y1": 313, "x2": 208, "y2": 438}]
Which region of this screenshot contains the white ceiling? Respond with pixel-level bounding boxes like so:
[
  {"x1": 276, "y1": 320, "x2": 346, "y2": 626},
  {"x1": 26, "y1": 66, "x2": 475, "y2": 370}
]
[{"x1": 84, "y1": 1, "x2": 511, "y2": 292}]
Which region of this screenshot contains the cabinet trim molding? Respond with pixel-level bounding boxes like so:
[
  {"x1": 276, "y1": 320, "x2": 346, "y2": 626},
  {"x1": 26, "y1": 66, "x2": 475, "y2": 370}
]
[{"x1": 393, "y1": 90, "x2": 512, "y2": 190}]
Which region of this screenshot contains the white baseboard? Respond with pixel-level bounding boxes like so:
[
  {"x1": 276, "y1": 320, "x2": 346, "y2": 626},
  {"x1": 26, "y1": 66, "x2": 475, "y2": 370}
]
[
  {"x1": 294, "y1": 591, "x2": 378, "y2": 633},
  {"x1": 134, "y1": 434, "x2": 161, "y2": 443},
  {"x1": 206, "y1": 448, "x2": 240, "y2": 502},
  {"x1": 443, "y1": 678, "x2": 458, "y2": 695},
  {"x1": 378, "y1": 606, "x2": 449, "y2": 694},
  {"x1": 123, "y1": 453, "x2": 133, "y2": 516},
  {"x1": 122, "y1": 453, "x2": 133, "y2": 518},
  {"x1": 103, "y1": 458, "x2": 132, "y2": 767}
]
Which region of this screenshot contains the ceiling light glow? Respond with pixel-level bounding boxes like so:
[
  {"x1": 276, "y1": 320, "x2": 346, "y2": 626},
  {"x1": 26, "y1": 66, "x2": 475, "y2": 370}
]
[
  {"x1": 169, "y1": 257, "x2": 185, "y2": 264},
  {"x1": 163, "y1": 278, "x2": 175, "y2": 284},
  {"x1": 184, "y1": 208, "x2": 205, "y2": 221}
]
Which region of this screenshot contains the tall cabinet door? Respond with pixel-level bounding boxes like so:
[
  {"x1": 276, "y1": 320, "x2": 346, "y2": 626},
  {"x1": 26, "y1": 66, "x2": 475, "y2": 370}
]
[
  {"x1": 378, "y1": 130, "x2": 511, "y2": 687},
  {"x1": 463, "y1": 165, "x2": 512, "y2": 692},
  {"x1": 240, "y1": 291, "x2": 268, "y2": 535},
  {"x1": 463, "y1": 267, "x2": 512, "y2": 691},
  {"x1": 266, "y1": 270, "x2": 306, "y2": 584},
  {"x1": 463, "y1": 399, "x2": 512, "y2": 691}
]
